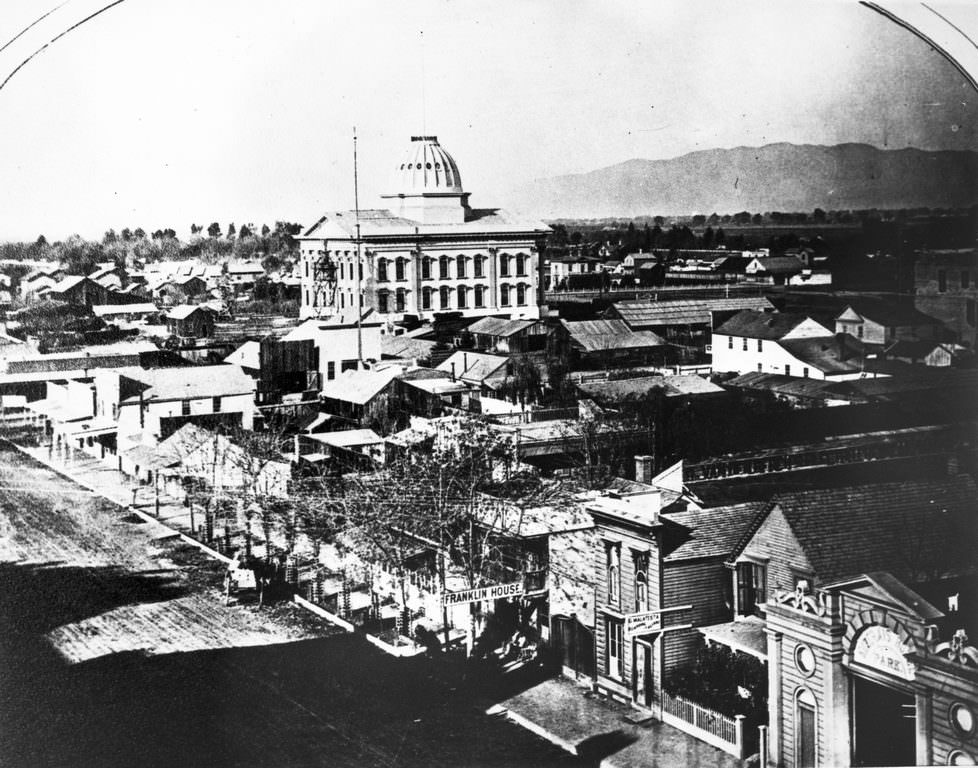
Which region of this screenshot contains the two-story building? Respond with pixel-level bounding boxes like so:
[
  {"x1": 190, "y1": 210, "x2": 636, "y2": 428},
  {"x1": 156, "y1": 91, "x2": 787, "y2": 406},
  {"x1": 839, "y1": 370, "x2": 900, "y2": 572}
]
[
  {"x1": 914, "y1": 249, "x2": 978, "y2": 348},
  {"x1": 729, "y1": 476, "x2": 977, "y2": 768},
  {"x1": 834, "y1": 300, "x2": 943, "y2": 348},
  {"x1": 281, "y1": 309, "x2": 383, "y2": 388},
  {"x1": 296, "y1": 135, "x2": 550, "y2": 322},
  {"x1": 712, "y1": 310, "x2": 866, "y2": 380}
]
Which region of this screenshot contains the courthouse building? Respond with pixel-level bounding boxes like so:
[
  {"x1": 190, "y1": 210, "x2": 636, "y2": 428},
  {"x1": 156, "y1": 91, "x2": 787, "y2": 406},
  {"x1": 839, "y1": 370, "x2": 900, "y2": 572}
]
[{"x1": 296, "y1": 135, "x2": 550, "y2": 323}]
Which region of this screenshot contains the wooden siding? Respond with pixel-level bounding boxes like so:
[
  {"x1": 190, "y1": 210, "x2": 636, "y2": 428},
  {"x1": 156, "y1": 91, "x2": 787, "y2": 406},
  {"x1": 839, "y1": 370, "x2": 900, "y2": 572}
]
[
  {"x1": 662, "y1": 559, "x2": 732, "y2": 673},
  {"x1": 740, "y1": 506, "x2": 812, "y2": 596}
]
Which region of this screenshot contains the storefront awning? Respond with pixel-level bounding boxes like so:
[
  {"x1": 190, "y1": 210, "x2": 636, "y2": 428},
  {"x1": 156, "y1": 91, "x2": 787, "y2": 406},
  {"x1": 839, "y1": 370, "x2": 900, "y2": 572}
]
[
  {"x1": 698, "y1": 616, "x2": 767, "y2": 661},
  {"x1": 61, "y1": 417, "x2": 118, "y2": 438}
]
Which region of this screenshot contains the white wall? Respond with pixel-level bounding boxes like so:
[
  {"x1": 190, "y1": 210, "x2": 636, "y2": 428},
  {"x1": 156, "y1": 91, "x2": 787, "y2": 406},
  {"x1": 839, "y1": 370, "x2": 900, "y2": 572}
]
[
  {"x1": 712, "y1": 333, "x2": 827, "y2": 379},
  {"x1": 284, "y1": 320, "x2": 383, "y2": 384}
]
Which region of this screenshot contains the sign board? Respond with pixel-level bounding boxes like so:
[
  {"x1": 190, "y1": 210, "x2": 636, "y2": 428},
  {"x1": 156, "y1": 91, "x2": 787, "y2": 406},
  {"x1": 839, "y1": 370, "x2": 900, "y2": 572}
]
[
  {"x1": 853, "y1": 625, "x2": 915, "y2": 680},
  {"x1": 625, "y1": 611, "x2": 661, "y2": 638},
  {"x1": 442, "y1": 582, "x2": 525, "y2": 607}
]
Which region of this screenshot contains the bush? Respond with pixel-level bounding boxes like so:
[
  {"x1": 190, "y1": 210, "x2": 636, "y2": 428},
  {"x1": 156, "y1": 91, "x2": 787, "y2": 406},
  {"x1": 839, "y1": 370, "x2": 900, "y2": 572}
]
[{"x1": 664, "y1": 640, "x2": 767, "y2": 722}]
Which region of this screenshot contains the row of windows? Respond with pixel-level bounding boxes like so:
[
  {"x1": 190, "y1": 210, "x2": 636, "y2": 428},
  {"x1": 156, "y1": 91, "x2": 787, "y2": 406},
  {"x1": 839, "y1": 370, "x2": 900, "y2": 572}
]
[
  {"x1": 937, "y1": 269, "x2": 973, "y2": 293},
  {"x1": 604, "y1": 543, "x2": 649, "y2": 613},
  {"x1": 377, "y1": 283, "x2": 531, "y2": 313},
  {"x1": 378, "y1": 254, "x2": 531, "y2": 282}
]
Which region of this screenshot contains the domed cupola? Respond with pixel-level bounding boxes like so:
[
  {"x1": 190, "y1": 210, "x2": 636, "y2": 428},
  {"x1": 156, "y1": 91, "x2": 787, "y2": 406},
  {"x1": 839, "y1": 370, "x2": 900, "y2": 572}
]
[{"x1": 382, "y1": 135, "x2": 471, "y2": 224}]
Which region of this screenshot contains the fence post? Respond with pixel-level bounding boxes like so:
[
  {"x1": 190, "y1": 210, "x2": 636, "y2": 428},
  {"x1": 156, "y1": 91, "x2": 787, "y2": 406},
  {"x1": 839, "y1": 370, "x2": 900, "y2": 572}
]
[
  {"x1": 759, "y1": 724, "x2": 769, "y2": 766},
  {"x1": 735, "y1": 714, "x2": 745, "y2": 759}
]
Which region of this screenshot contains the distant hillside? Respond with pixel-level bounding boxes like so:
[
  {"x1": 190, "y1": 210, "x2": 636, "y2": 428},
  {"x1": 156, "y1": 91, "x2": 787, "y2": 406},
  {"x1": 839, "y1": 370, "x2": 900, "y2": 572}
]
[{"x1": 506, "y1": 143, "x2": 978, "y2": 219}]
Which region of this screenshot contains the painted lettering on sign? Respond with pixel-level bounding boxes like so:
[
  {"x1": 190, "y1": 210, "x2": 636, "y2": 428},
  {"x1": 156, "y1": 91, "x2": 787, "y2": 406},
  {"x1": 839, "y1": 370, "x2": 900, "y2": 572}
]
[
  {"x1": 441, "y1": 582, "x2": 525, "y2": 606},
  {"x1": 625, "y1": 611, "x2": 662, "y2": 638},
  {"x1": 853, "y1": 625, "x2": 915, "y2": 680}
]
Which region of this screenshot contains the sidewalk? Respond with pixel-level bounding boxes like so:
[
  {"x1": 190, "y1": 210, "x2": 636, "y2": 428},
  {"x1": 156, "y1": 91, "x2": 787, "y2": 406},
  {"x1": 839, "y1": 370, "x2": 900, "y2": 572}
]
[{"x1": 496, "y1": 676, "x2": 743, "y2": 768}]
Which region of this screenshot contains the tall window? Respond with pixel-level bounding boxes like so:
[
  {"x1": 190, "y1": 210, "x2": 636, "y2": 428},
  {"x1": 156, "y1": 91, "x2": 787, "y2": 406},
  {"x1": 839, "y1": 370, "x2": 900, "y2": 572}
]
[
  {"x1": 474, "y1": 255, "x2": 485, "y2": 278},
  {"x1": 422, "y1": 287, "x2": 432, "y2": 310},
  {"x1": 474, "y1": 285, "x2": 485, "y2": 308},
  {"x1": 422, "y1": 257, "x2": 432, "y2": 280},
  {"x1": 212, "y1": 396, "x2": 222, "y2": 413},
  {"x1": 785, "y1": 364, "x2": 791, "y2": 377},
  {"x1": 742, "y1": 337, "x2": 748, "y2": 351},
  {"x1": 606, "y1": 543, "x2": 621, "y2": 606},
  {"x1": 377, "y1": 259, "x2": 388, "y2": 282},
  {"x1": 340, "y1": 262, "x2": 345, "y2": 280},
  {"x1": 803, "y1": 367, "x2": 809, "y2": 378},
  {"x1": 181, "y1": 399, "x2": 191, "y2": 416},
  {"x1": 457, "y1": 285, "x2": 467, "y2": 309},
  {"x1": 327, "y1": 361, "x2": 335, "y2": 380},
  {"x1": 395, "y1": 288, "x2": 406, "y2": 312},
  {"x1": 395, "y1": 258, "x2": 406, "y2": 282},
  {"x1": 516, "y1": 284, "x2": 527, "y2": 305},
  {"x1": 456, "y1": 255, "x2": 466, "y2": 279},
  {"x1": 634, "y1": 552, "x2": 649, "y2": 613},
  {"x1": 736, "y1": 561, "x2": 767, "y2": 616},
  {"x1": 516, "y1": 254, "x2": 528, "y2": 276},
  {"x1": 728, "y1": 336, "x2": 733, "y2": 349},
  {"x1": 500, "y1": 284, "x2": 511, "y2": 306},
  {"x1": 439, "y1": 285, "x2": 450, "y2": 310},
  {"x1": 500, "y1": 254, "x2": 511, "y2": 277},
  {"x1": 757, "y1": 339, "x2": 763, "y2": 352},
  {"x1": 439, "y1": 255, "x2": 450, "y2": 280},
  {"x1": 377, "y1": 290, "x2": 389, "y2": 314},
  {"x1": 606, "y1": 618, "x2": 624, "y2": 679}
]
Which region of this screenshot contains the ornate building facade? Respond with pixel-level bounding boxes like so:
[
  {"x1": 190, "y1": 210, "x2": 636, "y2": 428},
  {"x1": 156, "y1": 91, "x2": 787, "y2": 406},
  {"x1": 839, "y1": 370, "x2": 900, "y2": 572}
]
[{"x1": 296, "y1": 135, "x2": 550, "y2": 323}]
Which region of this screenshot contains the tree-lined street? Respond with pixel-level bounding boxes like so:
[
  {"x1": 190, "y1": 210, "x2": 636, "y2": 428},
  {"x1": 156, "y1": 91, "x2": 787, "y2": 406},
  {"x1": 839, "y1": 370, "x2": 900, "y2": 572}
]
[{"x1": 0, "y1": 444, "x2": 579, "y2": 768}]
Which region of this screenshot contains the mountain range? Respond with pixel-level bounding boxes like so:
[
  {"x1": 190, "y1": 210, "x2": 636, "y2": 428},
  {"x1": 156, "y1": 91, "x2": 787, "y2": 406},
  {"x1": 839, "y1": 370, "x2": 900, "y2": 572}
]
[{"x1": 506, "y1": 143, "x2": 978, "y2": 219}]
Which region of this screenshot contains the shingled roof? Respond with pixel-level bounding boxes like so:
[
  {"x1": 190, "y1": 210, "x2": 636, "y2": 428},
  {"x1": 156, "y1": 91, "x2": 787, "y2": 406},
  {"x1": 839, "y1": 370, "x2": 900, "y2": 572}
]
[
  {"x1": 610, "y1": 297, "x2": 775, "y2": 329},
  {"x1": 715, "y1": 310, "x2": 826, "y2": 340},
  {"x1": 663, "y1": 502, "x2": 767, "y2": 562},
  {"x1": 743, "y1": 477, "x2": 977, "y2": 586}
]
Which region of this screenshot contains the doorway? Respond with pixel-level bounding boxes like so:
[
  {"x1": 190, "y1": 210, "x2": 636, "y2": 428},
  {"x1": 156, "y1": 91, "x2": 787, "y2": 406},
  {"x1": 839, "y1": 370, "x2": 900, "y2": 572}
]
[
  {"x1": 632, "y1": 640, "x2": 653, "y2": 708},
  {"x1": 852, "y1": 676, "x2": 916, "y2": 766}
]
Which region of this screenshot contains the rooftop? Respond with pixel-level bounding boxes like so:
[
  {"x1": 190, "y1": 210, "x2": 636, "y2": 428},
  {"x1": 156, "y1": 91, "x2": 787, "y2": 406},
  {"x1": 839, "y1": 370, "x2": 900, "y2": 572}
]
[
  {"x1": 301, "y1": 207, "x2": 549, "y2": 240},
  {"x1": 778, "y1": 336, "x2": 865, "y2": 374},
  {"x1": 319, "y1": 366, "x2": 401, "y2": 405},
  {"x1": 715, "y1": 309, "x2": 824, "y2": 340},
  {"x1": 577, "y1": 375, "x2": 724, "y2": 401},
  {"x1": 436, "y1": 351, "x2": 509, "y2": 384},
  {"x1": 838, "y1": 298, "x2": 942, "y2": 328},
  {"x1": 560, "y1": 319, "x2": 666, "y2": 352},
  {"x1": 662, "y1": 502, "x2": 767, "y2": 562},
  {"x1": 466, "y1": 316, "x2": 538, "y2": 338},
  {"x1": 611, "y1": 297, "x2": 775, "y2": 328},
  {"x1": 117, "y1": 364, "x2": 256, "y2": 402}
]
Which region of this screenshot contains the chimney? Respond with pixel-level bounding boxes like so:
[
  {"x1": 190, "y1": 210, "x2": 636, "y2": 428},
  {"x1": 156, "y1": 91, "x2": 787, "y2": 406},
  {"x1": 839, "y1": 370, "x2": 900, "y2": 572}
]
[
  {"x1": 635, "y1": 454, "x2": 654, "y2": 484},
  {"x1": 450, "y1": 362, "x2": 456, "y2": 382},
  {"x1": 463, "y1": 352, "x2": 468, "y2": 373}
]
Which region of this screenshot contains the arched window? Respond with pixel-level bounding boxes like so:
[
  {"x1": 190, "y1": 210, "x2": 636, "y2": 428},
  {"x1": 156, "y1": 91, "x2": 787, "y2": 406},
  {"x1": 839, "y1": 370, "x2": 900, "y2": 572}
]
[
  {"x1": 377, "y1": 289, "x2": 389, "y2": 314},
  {"x1": 395, "y1": 258, "x2": 406, "y2": 282},
  {"x1": 474, "y1": 285, "x2": 485, "y2": 308},
  {"x1": 377, "y1": 259, "x2": 388, "y2": 282},
  {"x1": 456, "y1": 255, "x2": 467, "y2": 279},
  {"x1": 439, "y1": 255, "x2": 450, "y2": 280},
  {"x1": 439, "y1": 285, "x2": 451, "y2": 309},
  {"x1": 795, "y1": 688, "x2": 817, "y2": 768},
  {"x1": 516, "y1": 284, "x2": 527, "y2": 305},
  {"x1": 422, "y1": 257, "x2": 432, "y2": 280},
  {"x1": 500, "y1": 284, "x2": 511, "y2": 306},
  {"x1": 516, "y1": 253, "x2": 528, "y2": 276},
  {"x1": 457, "y1": 285, "x2": 468, "y2": 308},
  {"x1": 634, "y1": 552, "x2": 649, "y2": 613},
  {"x1": 339, "y1": 292, "x2": 344, "y2": 309},
  {"x1": 395, "y1": 288, "x2": 407, "y2": 312},
  {"x1": 499, "y1": 253, "x2": 511, "y2": 277},
  {"x1": 421, "y1": 287, "x2": 433, "y2": 310},
  {"x1": 474, "y1": 254, "x2": 485, "y2": 279}
]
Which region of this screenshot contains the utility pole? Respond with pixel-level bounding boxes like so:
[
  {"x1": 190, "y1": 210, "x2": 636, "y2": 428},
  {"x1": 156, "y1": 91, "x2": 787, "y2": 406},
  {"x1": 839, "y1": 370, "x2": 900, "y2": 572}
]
[{"x1": 353, "y1": 127, "x2": 364, "y2": 368}]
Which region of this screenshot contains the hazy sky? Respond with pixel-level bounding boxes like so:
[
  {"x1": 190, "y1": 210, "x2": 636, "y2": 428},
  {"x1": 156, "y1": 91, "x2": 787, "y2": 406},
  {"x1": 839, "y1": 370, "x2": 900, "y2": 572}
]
[{"x1": 0, "y1": 0, "x2": 976, "y2": 241}]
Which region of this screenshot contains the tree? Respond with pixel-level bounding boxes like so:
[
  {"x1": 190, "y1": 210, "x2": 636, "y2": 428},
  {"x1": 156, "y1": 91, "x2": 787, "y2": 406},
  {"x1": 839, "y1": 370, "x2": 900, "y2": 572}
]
[
  {"x1": 227, "y1": 223, "x2": 236, "y2": 240},
  {"x1": 207, "y1": 222, "x2": 222, "y2": 238},
  {"x1": 261, "y1": 223, "x2": 271, "y2": 237}
]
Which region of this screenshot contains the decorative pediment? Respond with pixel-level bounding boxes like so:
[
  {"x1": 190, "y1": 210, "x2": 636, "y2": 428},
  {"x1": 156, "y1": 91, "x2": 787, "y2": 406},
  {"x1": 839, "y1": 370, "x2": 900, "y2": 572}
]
[
  {"x1": 773, "y1": 582, "x2": 827, "y2": 616},
  {"x1": 934, "y1": 629, "x2": 978, "y2": 668}
]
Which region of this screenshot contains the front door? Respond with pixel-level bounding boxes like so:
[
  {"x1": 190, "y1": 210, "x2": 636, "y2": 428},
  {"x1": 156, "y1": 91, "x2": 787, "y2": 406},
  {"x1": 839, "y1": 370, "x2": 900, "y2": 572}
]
[
  {"x1": 632, "y1": 640, "x2": 653, "y2": 708},
  {"x1": 797, "y1": 701, "x2": 816, "y2": 768}
]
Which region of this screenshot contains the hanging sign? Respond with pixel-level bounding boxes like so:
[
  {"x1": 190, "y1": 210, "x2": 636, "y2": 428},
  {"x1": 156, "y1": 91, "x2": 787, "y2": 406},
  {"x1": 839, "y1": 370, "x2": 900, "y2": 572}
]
[
  {"x1": 442, "y1": 582, "x2": 525, "y2": 607},
  {"x1": 624, "y1": 604, "x2": 693, "y2": 638}
]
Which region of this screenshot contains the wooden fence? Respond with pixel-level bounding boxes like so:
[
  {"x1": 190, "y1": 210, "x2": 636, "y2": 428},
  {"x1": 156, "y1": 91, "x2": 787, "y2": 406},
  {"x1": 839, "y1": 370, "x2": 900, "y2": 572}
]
[{"x1": 660, "y1": 690, "x2": 745, "y2": 758}]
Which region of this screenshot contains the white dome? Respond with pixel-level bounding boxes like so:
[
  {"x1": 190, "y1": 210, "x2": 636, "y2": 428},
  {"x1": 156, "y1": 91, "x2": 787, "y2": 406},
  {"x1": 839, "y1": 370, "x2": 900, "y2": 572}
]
[{"x1": 390, "y1": 136, "x2": 463, "y2": 194}]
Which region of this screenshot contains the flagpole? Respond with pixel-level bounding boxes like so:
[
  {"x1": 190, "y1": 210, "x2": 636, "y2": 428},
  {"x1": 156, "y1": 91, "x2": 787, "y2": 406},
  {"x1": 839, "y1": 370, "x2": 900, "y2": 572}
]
[{"x1": 353, "y1": 127, "x2": 363, "y2": 368}]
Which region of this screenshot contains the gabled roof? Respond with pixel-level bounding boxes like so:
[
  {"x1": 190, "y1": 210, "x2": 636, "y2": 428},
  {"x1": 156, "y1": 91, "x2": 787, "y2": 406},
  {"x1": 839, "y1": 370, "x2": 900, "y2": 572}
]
[
  {"x1": 611, "y1": 297, "x2": 775, "y2": 328},
  {"x1": 778, "y1": 336, "x2": 864, "y2": 374},
  {"x1": 166, "y1": 304, "x2": 213, "y2": 320},
  {"x1": 560, "y1": 319, "x2": 666, "y2": 352},
  {"x1": 663, "y1": 502, "x2": 768, "y2": 562},
  {"x1": 838, "y1": 299, "x2": 942, "y2": 328},
  {"x1": 283, "y1": 310, "x2": 382, "y2": 341},
  {"x1": 302, "y1": 208, "x2": 549, "y2": 239},
  {"x1": 749, "y1": 256, "x2": 805, "y2": 274},
  {"x1": 741, "y1": 477, "x2": 977, "y2": 586},
  {"x1": 724, "y1": 371, "x2": 841, "y2": 399},
  {"x1": 224, "y1": 340, "x2": 260, "y2": 370},
  {"x1": 306, "y1": 429, "x2": 384, "y2": 448},
  {"x1": 436, "y1": 351, "x2": 509, "y2": 383},
  {"x1": 715, "y1": 309, "x2": 823, "y2": 340},
  {"x1": 320, "y1": 366, "x2": 401, "y2": 405},
  {"x1": 466, "y1": 316, "x2": 537, "y2": 338},
  {"x1": 118, "y1": 364, "x2": 256, "y2": 402},
  {"x1": 884, "y1": 339, "x2": 950, "y2": 360},
  {"x1": 47, "y1": 275, "x2": 88, "y2": 293},
  {"x1": 577, "y1": 375, "x2": 723, "y2": 401},
  {"x1": 91, "y1": 303, "x2": 159, "y2": 317}
]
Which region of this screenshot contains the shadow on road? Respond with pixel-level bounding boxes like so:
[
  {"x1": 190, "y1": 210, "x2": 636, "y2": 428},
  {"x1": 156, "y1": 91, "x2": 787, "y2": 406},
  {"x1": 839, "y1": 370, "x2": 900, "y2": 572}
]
[{"x1": 0, "y1": 559, "x2": 581, "y2": 768}]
